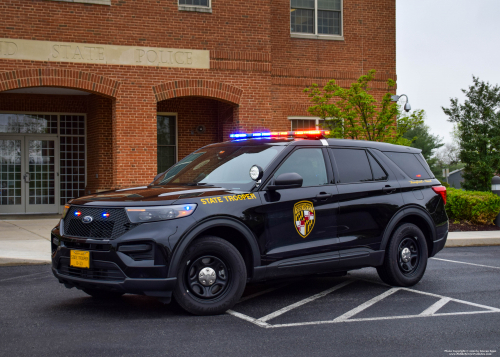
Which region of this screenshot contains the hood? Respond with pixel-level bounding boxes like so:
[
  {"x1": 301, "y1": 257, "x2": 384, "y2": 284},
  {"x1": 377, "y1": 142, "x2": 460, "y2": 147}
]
[{"x1": 69, "y1": 185, "x2": 246, "y2": 207}]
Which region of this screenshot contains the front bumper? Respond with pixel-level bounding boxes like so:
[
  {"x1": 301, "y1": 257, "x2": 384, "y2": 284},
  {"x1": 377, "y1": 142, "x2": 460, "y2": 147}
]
[
  {"x1": 51, "y1": 227, "x2": 177, "y2": 299},
  {"x1": 52, "y1": 266, "x2": 177, "y2": 298}
]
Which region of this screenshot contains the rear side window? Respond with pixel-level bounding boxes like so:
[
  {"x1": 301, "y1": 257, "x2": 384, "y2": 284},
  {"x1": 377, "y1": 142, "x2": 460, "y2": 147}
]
[
  {"x1": 331, "y1": 149, "x2": 373, "y2": 183},
  {"x1": 368, "y1": 153, "x2": 388, "y2": 181},
  {"x1": 383, "y1": 152, "x2": 433, "y2": 180}
]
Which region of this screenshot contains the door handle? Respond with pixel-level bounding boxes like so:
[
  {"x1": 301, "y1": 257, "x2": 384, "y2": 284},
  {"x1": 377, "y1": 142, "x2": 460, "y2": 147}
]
[
  {"x1": 316, "y1": 192, "x2": 333, "y2": 200},
  {"x1": 23, "y1": 173, "x2": 30, "y2": 183},
  {"x1": 382, "y1": 185, "x2": 396, "y2": 194}
]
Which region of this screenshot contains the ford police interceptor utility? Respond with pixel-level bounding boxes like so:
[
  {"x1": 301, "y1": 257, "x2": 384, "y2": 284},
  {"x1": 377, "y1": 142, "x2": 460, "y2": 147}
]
[{"x1": 51, "y1": 130, "x2": 449, "y2": 315}]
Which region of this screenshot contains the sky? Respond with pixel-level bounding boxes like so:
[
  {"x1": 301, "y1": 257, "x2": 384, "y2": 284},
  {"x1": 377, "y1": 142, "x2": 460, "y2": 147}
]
[{"x1": 396, "y1": 0, "x2": 500, "y2": 144}]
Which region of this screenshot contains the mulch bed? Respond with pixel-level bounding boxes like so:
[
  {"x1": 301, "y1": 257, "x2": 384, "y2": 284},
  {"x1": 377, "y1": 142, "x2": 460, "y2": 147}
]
[{"x1": 449, "y1": 221, "x2": 500, "y2": 232}]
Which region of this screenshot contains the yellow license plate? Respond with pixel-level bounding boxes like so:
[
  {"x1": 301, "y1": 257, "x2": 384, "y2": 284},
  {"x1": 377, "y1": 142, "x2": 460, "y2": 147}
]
[{"x1": 70, "y1": 250, "x2": 90, "y2": 269}]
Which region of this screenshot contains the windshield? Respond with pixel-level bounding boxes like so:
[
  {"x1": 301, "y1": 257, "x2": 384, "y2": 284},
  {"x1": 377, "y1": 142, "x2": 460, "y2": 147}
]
[{"x1": 152, "y1": 145, "x2": 285, "y2": 190}]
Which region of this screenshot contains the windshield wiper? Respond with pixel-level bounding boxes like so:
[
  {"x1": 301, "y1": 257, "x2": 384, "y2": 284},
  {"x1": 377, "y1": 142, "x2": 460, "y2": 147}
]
[{"x1": 185, "y1": 182, "x2": 214, "y2": 186}]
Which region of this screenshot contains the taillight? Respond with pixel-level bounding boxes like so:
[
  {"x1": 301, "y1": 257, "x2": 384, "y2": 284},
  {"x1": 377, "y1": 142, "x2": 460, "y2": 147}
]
[{"x1": 432, "y1": 186, "x2": 447, "y2": 205}]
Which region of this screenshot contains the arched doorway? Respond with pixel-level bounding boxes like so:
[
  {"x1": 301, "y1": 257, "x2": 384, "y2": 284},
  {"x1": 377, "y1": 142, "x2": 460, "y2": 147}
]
[
  {"x1": 154, "y1": 80, "x2": 242, "y2": 174},
  {"x1": 0, "y1": 70, "x2": 119, "y2": 214}
]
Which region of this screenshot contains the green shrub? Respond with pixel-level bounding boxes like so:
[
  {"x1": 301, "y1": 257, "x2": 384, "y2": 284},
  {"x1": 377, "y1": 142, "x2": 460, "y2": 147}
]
[
  {"x1": 439, "y1": 180, "x2": 450, "y2": 188},
  {"x1": 446, "y1": 188, "x2": 500, "y2": 225}
]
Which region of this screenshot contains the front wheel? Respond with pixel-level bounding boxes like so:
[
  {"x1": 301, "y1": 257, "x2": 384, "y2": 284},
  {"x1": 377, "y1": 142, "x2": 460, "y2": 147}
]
[
  {"x1": 173, "y1": 236, "x2": 247, "y2": 315},
  {"x1": 377, "y1": 223, "x2": 428, "y2": 287}
]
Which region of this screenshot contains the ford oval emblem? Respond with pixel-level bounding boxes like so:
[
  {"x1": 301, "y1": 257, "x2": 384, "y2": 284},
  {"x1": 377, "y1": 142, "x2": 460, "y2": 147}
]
[{"x1": 82, "y1": 216, "x2": 93, "y2": 224}]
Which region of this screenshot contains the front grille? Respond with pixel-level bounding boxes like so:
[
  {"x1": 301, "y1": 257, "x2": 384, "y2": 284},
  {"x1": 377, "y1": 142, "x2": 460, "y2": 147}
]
[
  {"x1": 64, "y1": 206, "x2": 135, "y2": 240},
  {"x1": 58, "y1": 257, "x2": 125, "y2": 281}
]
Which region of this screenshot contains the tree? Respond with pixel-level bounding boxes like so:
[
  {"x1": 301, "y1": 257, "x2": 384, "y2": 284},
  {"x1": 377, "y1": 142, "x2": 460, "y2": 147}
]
[
  {"x1": 442, "y1": 76, "x2": 500, "y2": 191},
  {"x1": 402, "y1": 120, "x2": 444, "y2": 177},
  {"x1": 304, "y1": 70, "x2": 423, "y2": 146},
  {"x1": 403, "y1": 120, "x2": 444, "y2": 161},
  {"x1": 433, "y1": 125, "x2": 463, "y2": 181},
  {"x1": 435, "y1": 142, "x2": 461, "y2": 167}
]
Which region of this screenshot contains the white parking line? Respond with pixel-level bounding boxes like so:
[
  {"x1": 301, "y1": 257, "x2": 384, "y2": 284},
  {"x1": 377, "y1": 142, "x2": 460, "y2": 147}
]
[
  {"x1": 400, "y1": 287, "x2": 500, "y2": 312},
  {"x1": 226, "y1": 310, "x2": 271, "y2": 328},
  {"x1": 258, "y1": 280, "x2": 354, "y2": 323},
  {"x1": 431, "y1": 257, "x2": 500, "y2": 270},
  {"x1": 0, "y1": 272, "x2": 48, "y2": 283},
  {"x1": 270, "y1": 310, "x2": 500, "y2": 328},
  {"x1": 228, "y1": 277, "x2": 500, "y2": 328},
  {"x1": 332, "y1": 288, "x2": 400, "y2": 322},
  {"x1": 420, "y1": 298, "x2": 451, "y2": 316}
]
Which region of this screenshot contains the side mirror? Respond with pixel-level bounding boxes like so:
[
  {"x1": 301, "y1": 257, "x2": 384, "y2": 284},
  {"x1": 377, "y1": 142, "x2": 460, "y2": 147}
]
[{"x1": 267, "y1": 173, "x2": 303, "y2": 190}]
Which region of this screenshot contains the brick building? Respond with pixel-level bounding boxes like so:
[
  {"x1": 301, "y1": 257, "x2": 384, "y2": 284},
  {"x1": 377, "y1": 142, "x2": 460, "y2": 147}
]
[{"x1": 0, "y1": 0, "x2": 396, "y2": 214}]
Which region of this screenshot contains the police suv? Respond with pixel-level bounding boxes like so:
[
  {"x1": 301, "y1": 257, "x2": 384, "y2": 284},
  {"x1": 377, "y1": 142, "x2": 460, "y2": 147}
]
[{"x1": 51, "y1": 130, "x2": 449, "y2": 315}]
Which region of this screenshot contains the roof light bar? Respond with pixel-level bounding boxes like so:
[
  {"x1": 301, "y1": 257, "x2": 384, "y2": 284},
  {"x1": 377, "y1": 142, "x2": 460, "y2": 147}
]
[{"x1": 230, "y1": 130, "x2": 330, "y2": 139}]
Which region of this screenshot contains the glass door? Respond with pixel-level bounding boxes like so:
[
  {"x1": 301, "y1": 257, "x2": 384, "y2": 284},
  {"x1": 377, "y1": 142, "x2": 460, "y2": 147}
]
[
  {"x1": 0, "y1": 136, "x2": 24, "y2": 214},
  {"x1": 25, "y1": 136, "x2": 59, "y2": 214}
]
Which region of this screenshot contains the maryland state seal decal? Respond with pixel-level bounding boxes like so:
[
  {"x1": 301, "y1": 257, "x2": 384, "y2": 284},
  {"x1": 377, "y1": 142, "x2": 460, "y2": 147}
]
[{"x1": 294, "y1": 200, "x2": 316, "y2": 238}]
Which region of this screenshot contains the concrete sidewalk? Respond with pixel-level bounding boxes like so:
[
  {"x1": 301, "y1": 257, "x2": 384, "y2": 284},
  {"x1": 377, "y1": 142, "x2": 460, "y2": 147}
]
[
  {"x1": 0, "y1": 218, "x2": 58, "y2": 266},
  {"x1": 445, "y1": 231, "x2": 500, "y2": 247},
  {"x1": 0, "y1": 218, "x2": 499, "y2": 266}
]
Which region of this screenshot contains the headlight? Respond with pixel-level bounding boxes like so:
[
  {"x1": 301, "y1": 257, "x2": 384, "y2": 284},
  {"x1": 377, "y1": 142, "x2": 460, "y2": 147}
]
[
  {"x1": 62, "y1": 205, "x2": 70, "y2": 219},
  {"x1": 125, "y1": 204, "x2": 197, "y2": 223}
]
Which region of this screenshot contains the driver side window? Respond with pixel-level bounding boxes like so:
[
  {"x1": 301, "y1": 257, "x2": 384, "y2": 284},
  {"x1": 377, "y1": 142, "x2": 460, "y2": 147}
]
[{"x1": 273, "y1": 148, "x2": 328, "y2": 187}]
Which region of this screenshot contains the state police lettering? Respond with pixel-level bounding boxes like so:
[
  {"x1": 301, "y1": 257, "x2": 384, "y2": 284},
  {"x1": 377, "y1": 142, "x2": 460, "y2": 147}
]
[{"x1": 200, "y1": 194, "x2": 257, "y2": 205}]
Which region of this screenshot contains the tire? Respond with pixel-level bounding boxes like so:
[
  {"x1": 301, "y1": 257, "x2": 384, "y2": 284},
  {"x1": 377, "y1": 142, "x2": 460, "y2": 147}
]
[
  {"x1": 83, "y1": 289, "x2": 124, "y2": 299},
  {"x1": 377, "y1": 223, "x2": 428, "y2": 287},
  {"x1": 173, "y1": 236, "x2": 247, "y2": 316}
]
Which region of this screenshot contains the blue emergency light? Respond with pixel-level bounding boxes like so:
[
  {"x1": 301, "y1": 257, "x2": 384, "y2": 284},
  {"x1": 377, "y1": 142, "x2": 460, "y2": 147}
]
[{"x1": 230, "y1": 130, "x2": 330, "y2": 139}]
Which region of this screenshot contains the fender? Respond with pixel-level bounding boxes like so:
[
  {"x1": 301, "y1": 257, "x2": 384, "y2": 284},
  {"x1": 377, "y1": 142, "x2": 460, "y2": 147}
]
[
  {"x1": 380, "y1": 205, "x2": 437, "y2": 251},
  {"x1": 167, "y1": 217, "x2": 262, "y2": 279}
]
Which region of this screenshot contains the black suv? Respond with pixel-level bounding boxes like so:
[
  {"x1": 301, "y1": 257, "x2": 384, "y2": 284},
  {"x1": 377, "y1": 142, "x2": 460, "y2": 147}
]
[{"x1": 51, "y1": 133, "x2": 448, "y2": 315}]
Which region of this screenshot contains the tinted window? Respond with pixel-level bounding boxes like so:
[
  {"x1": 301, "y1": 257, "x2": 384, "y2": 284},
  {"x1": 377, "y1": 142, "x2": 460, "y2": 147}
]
[
  {"x1": 332, "y1": 149, "x2": 372, "y2": 183},
  {"x1": 274, "y1": 148, "x2": 328, "y2": 187},
  {"x1": 152, "y1": 145, "x2": 285, "y2": 190},
  {"x1": 368, "y1": 153, "x2": 388, "y2": 181},
  {"x1": 415, "y1": 153, "x2": 434, "y2": 178},
  {"x1": 383, "y1": 152, "x2": 433, "y2": 180}
]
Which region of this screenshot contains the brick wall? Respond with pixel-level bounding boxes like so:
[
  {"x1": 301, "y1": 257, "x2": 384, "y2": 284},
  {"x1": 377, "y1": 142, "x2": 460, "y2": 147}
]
[
  {"x1": 0, "y1": 93, "x2": 88, "y2": 113},
  {"x1": 0, "y1": 0, "x2": 396, "y2": 190},
  {"x1": 86, "y1": 94, "x2": 113, "y2": 192}
]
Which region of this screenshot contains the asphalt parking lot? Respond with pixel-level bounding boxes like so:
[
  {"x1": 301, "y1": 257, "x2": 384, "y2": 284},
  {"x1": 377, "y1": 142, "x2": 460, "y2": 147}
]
[{"x1": 1, "y1": 246, "x2": 499, "y2": 357}]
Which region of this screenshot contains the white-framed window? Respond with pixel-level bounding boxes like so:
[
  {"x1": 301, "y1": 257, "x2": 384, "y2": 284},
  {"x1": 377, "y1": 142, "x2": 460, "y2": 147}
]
[
  {"x1": 289, "y1": 116, "x2": 324, "y2": 131},
  {"x1": 290, "y1": 0, "x2": 343, "y2": 40},
  {"x1": 157, "y1": 113, "x2": 178, "y2": 174},
  {"x1": 178, "y1": 0, "x2": 212, "y2": 13}
]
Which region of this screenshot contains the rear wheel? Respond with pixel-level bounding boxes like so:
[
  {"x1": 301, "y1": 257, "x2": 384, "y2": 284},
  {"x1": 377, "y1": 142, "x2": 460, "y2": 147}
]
[
  {"x1": 83, "y1": 289, "x2": 124, "y2": 299},
  {"x1": 377, "y1": 223, "x2": 428, "y2": 287},
  {"x1": 173, "y1": 236, "x2": 247, "y2": 315}
]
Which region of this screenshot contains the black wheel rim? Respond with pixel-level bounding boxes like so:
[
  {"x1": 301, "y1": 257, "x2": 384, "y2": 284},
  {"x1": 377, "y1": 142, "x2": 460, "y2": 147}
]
[
  {"x1": 186, "y1": 255, "x2": 230, "y2": 301},
  {"x1": 397, "y1": 237, "x2": 420, "y2": 276}
]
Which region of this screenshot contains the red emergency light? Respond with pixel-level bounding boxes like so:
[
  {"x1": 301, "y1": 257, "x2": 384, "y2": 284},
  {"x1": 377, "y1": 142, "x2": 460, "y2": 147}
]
[{"x1": 230, "y1": 130, "x2": 330, "y2": 139}]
